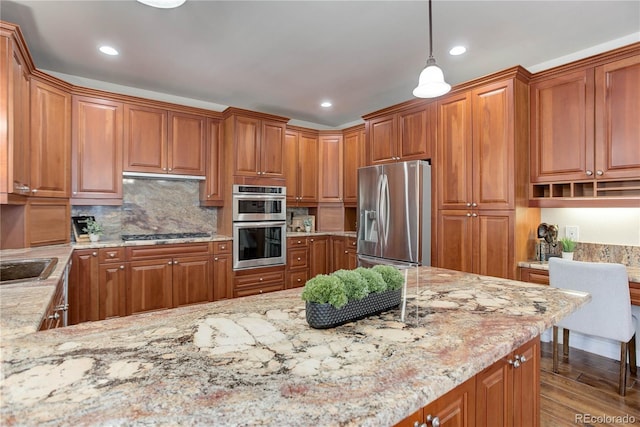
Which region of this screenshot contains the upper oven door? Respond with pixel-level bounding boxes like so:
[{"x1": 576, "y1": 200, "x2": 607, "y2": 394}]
[{"x1": 232, "y1": 194, "x2": 286, "y2": 221}]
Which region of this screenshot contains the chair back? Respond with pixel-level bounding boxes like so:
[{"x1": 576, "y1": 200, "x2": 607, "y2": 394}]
[{"x1": 549, "y1": 258, "x2": 633, "y2": 342}]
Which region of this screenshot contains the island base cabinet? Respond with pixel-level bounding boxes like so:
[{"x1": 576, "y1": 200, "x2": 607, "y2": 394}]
[
  {"x1": 126, "y1": 259, "x2": 173, "y2": 315},
  {"x1": 172, "y1": 255, "x2": 211, "y2": 307},
  {"x1": 99, "y1": 263, "x2": 126, "y2": 320}
]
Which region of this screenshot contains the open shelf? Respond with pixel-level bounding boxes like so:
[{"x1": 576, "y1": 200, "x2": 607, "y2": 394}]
[{"x1": 529, "y1": 178, "x2": 640, "y2": 207}]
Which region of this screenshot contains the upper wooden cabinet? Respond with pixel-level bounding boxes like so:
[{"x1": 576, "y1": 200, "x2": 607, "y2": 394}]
[
  {"x1": 124, "y1": 104, "x2": 206, "y2": 176},
  {"x1": 71, "y1": 95, "x2": 123, "y2": 203},
  {"x1": 318, "y1": 132, "x2": 344, "y2": 202},
  {"x1": 1, "y1": 27, "x2": 31, "y2": 201},
  {"x1": 342, "y1": 125, "x2": 365, "y2": 205},
  {"x1": 199, "y1": 118, "x2": 224, "y2": 206},
  {"x1": 437, "y1": 79, "x2": 517, "y2": 211},
  {"x1": 364, "y1": 103, "x2": 435, "y2": 165},
  {"x1": 29, "y1": 78, "x2": 71, "y2": 198},
  {"x1": 284, "y1": 128, "x2": 318, "y2": 205},
  {"x1": 227, "y1": 112, "x2": 286, "y2": 178},
  {"x1": 529, "y1": 45, "x2": 640, "y2": 206}
]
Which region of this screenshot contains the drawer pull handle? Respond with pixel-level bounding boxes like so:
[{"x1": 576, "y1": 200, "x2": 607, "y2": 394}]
[
  {"x1": 297, "y1": 257, "x2": 301, "y2": 261},
  {"x1": 109, "y1": 253, "x2": 115, "y2": 258},
  {"x1": 92, "y1": 252, "x2": 98, "y2": 257}
]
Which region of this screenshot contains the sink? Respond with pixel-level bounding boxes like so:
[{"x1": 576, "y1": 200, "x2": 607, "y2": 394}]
[{"x1": 0, "y1": 258, "x2": 58, "y2": 285}]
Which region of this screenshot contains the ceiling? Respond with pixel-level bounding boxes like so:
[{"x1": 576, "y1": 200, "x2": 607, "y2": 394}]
[{"x1": 2, "y1": 1, "x2": 639, "y2": 128}]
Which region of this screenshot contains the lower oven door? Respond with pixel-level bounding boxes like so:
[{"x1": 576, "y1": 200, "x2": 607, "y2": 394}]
[{"x1": 233, "y1": 221, "x2": 286, "y2": 270}]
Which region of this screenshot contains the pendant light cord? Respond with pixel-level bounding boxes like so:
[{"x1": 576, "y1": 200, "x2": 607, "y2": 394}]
[{"x1": 428, "y1": 0, "x2": 434, "y2": 60}]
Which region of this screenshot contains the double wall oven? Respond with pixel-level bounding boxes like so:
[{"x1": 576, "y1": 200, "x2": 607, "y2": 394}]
[{"x1": 232, "y1": 185, "x2": 286, "y2": 270}]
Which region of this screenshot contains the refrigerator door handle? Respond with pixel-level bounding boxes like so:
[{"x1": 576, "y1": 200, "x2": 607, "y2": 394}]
[
  {"x1": 376, "y1": 173, "x2": 384, "y2": 245},
  {"x1": 382, "y1": 173, "x2": 390, "y2": 245}
]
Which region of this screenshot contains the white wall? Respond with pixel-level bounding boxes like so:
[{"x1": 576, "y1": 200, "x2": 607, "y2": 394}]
[{"x1": 541, "y1": 208, "x2": 640, "y2": 245}]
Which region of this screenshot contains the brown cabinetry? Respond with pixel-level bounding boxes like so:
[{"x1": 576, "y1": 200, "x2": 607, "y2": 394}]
[
  {"x1": 435, "y1": 71, "x2": 536, "y2": 280},
  {"x1": 330, "y1": 235, "x2": 357, "y2": 272},
  {"x1": 71, "y1": 95, "x2": 123, "y2": 204},
  {"x1": 69, "y1": 249, "x2": 98, "y2": 325},
  {"x1": 233, "y1": 265, "x2": 285, "y2": 297},
  {"x1": 309, "y1": 235, "x2": 330, "y2": 278},
  {"x1": 343, "y1": 125, "x2": 366, "y2": 205},
  {"x1": 529, "y1": 46, "x2": 640, "y2": 205},
  {"x1": 27, "y1": 198, "x2": 70, "y2": 246},
  {"x1": 284, "y1": 128, "x2": 318, "y2": 205},
  {"x1": 212, "y1": 241, "x2": 232, "y2": 301},
  {"x1": 200, "y1": 118, "x2": 224, "y2": 206},
  {"x1": 364, "y1": 103, "x2": 435, "y2": 165},
  {"x1": 124, "y1": 104, "x2": 206, "y2": 176},
  {"x1": 318, "y1": 133, "x2": 344, "y2": 202},
  {"x1": 39, "y1": 274, "x2": 67, "y2": 331},
  {"x1": 98, "y1": 247, "x2": 127, "y2": 320},
  {"x1": 29, "y1": 78, "x2": 71, "y2": 198},
  {"x1": 286, "y1": 236, "x2": 309, "y2": 289}
]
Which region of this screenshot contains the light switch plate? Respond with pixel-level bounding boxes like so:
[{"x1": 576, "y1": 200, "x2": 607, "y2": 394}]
[{"x1": 565, "y1": 226, "x2": 579, "y2": 241}]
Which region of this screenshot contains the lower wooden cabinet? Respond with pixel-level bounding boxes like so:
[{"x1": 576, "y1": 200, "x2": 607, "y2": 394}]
[
  {"x1": 212, "y1": 241, "x2": 233, "y2": 301},
  {"x1": 171, "y1": 255, "x2": 210, "y2": 307},
  {"x1": 39, "y1": 272, "x2": 67, "y2": 330},
  {"x1": 126, "y1": 258, "x2": 173, "y2": 315},
  {"x1": 330, "y1": 235, "x2": 357, "y2": 272},
  {"x1": 395, "y1": 337, "x2": 540, "y2": 427},
  {"x1": 308, "y1": 235, "x2": 329, "y2": 278},
  {"x1": 233, "y1": 265, "x2": 285, "y2": 297},
  {"x1": 286, "y1": 237, "x2": 309, "y2": 289},
  {"x1": 68, "y1": 249, "x2": 99, "y2": 325},
  {"x1": 99, "y1": 262, "x2": 126, "y2": 319}
]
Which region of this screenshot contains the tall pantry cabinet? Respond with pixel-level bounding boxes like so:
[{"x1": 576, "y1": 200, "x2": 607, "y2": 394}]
[{"x1": 435, "y1": 67, "x2": 539, "y2": 280}]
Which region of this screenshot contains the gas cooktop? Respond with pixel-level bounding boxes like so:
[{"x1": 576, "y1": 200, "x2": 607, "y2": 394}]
[{"x1": 121, "y1": 232, "x2": 211, "y2": 241}]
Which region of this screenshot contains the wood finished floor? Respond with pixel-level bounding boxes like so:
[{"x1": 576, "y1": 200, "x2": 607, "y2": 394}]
[{"x1": 540, "y1": 342, "x2": 640, "y2": 426}]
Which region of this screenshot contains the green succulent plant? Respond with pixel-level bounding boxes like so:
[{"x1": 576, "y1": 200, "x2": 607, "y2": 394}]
[
  {"x1": 372, "y1": 265, "x2": 405, "y2": 290},
  {"x1": 301, "y1": 274, "x2": 348, "y2": 309},
  {"x1": 354, "y1": 267, "x2": 387, "y2": 293},
  {"x1": 82, "y1": 218, "x2": 104, "y2": 235},
  {"x1": 559, "y1": 237, "x2": 576, "y2": 252},
  {"x1": 332, "y1": 269, "x2": 369, "y2": 301}
]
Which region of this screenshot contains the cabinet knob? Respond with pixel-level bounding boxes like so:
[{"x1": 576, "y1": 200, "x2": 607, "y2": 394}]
[
  {"x1": 73, "y1": 191, "x2": 77, "y2": 195},
  {"x1": 259, "y1": 277, "x2": 264, "y2": 281},
  {"x1": 220, "y1": 245, "x2": 226, "y2": 249},
  {"x1": 48, "y1": 312, "x2": 60, "y2": 320},
  {"x1": 297, "y1": 240, "x2": 302, "y2": 244},
  {"x1": 426, "y1": 414, "x2": 440, "y2": 427},
  {"x1": 92, "y1": 252, "x2": 98, "y2": 257},
  {"x1": 297, "y1": 278, "x2": 302, "y2": 282},
  {"x1": 345, "y1": 250, "x2": 348, "y2": 254},
  {"x1": 214, "y1": 257, "x2": 219, "y2": 261},
  {"x1": 207, "y1": 194, "x2": 211, "y2": 198},
  {"x1": 466, "y1": 213, "x2": 472, "y2": 217},
  {"x1": 168, "y1": 168, "x2": 173, "y2": 171},
  {"x1": 120, "y1": 265, "x2": 125, "y2": 270},
  {"x1": 471, "y1": 213, "x2": 477, "y2": 217},
  {"x1": 596, "y1": 170, "x2": 603, "y2": 176},
  {"x1": 586, "y1": 170, "x2": 593, "y2": 176},
  {"x1": 297, "y1": 257, "x2": 301, "y2": 261},
  {"x1": 472, "y1": 202, "x2": 477, "y2": 207},
  {"x1": 168, "y1": 261, "x2": 173, "y2": 265},
  {"x1": 174, "y1": 260, "x2": 179, "y2": 265},
  {"x1": 109, "y1": 253, "x2": 115, "y2": 258},
  {"x1": 310, "y1": 239, "x2": 314, "y2": 242},
  {"x1": 466, "y1": 202, "x2": 472, "y2": 207},
  {"x1": 508, "y1": 358, "x2": 521, "y2": 368},
  {"x1": 31, "y1": 189, "x2": 38, "y2": 193},
  {"x1": 163, "y1": 167, "x2": 167, "y2": 171}
]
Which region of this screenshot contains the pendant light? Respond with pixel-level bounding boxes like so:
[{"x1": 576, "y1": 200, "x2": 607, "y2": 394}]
[
  {"x1": 137, "y1": 0, "x2": 186, "y2": 9},
  {"x1": 413, "y1": 0, "x2": 451, "y2": 98}
]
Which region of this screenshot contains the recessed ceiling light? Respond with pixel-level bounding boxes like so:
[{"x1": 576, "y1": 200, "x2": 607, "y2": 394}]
[
  {"x1": 320, "y1": 101, "x2": 332, "y2": 108},
  {"x1": 99, "y1": 46, "x2": 119, "y2": 56},
  {"x1": 449, "y1": 46, "x2": 466, "y2": 56},
  {"x1": 136, "y1": 0, "x2": 186, "y2": 8}
]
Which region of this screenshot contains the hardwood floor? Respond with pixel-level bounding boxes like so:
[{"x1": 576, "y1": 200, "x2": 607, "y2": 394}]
[{"x1": 540, "y1": 341, "x2": 640, "y2": 426}]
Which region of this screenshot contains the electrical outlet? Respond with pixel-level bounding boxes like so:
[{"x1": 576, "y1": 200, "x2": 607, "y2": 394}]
[{"x1": 565, "y1": 226, "x2": 579, "y2": 241}]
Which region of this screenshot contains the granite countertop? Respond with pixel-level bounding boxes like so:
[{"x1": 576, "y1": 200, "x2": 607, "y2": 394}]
[
  {"x1": 518, "y1": 260, "x2": 640, "y2": 283},
  {"x1": 0, "y1": 267, "x2": 589, "y2": 426},
  {"x1": 72, "y1": 234, "x2": 232, "y2": 249}
]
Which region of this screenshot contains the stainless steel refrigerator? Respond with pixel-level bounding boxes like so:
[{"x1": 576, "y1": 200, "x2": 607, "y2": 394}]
[{"x1": 357, "y1": 160, "x2": 431, "y2": 268}]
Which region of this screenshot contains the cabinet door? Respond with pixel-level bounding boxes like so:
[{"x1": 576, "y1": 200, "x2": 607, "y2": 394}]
[
  {"x1": 474, "y1": 212, "x2": 514, "y2": 280},
  {"x1": 212, "y1": 254, "x2": 232, "y2": 301},
  {"x1": 519, "y1": 268, "x2": 549, "y2": 285},
  {"x1": 437, "y1": 92, "x2": 473, "y2": 210},
  {"x1": 27, "y1": 199, "x2": 70, "y2": 246},
  {"x1": 233, "y1": 115, "x2": 261, "y2": 176},
  {"x1": 200, "y1": 118, "x2": 223, "y2": 204},
  {"x1": 595, "y1": 55, "x2": 640, "y2": 179},
  {"x1": 123, "y1": 104, "x2": 167, "y2": 173},
  {"x1": 284, "y1": 130, "x2": 299, "y2": 202},
  {"x1": 318, "y1": 134, "x2": 344, "y2": 202},
  {"x1": 399, "y1": 105, "x2": 430, "y2": 161},
  {"x1": 331, "y1": 236, "x2": 346, "y2": 272},
  {"x1": 368, "y1": 115, "x2": 397, "y2": 165},
  {"x1": 476, "y1": 355, "x2": 512, "y2": 427},
  {"x1": 71, "y1": 96, "x2": 123, "y2": 200},
  {"x1": 99, "y1": 263, "x2": 127, "y2": 320},
  {"x1": 309, "y1": 235, "x2": 329, "y2": 278},
  {"x1": 530, "y1": 69, "x2": 594, "y2": 182},
  {"x1": 261, "y1": 120, "x2": 285, "y2": 177},
  {"x1": 298, "y1": 133, "x2": 318, "y2": 202},
  {"x1": 30, "y1": 79, "x2": 71, "y2": 198},
  {"x1": 437, "y1": 210, "x2": 473, "y2": 274},
  {"x1": 127, "y1": 259, "x2": 173, "y2": 315},
  {"x1": 168, "y1": 111, "x2": 205, "y2": 175},
  {"x1": 343, "y1": 129, "x2": 362, "y2": 204},
  {"x1": 425, "y1": 377, "x2": 476, "y2": 427},
  {"x1": 172, "y1": 255, "x2": 210, "y2": 307},
  {"x1": 69, "y1": 249, "x2": 99, "y2": 325},
  {"x1": 472, "y1": 81, "x2": 514, "y2": 210},
  {"x1": 512, "y1": 337, "x2": 540, "y2": 427}
]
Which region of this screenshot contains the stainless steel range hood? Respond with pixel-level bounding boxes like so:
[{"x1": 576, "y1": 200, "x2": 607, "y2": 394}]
[{"x1": 122, "y1": 172, "x2": 205, "y2": 181}]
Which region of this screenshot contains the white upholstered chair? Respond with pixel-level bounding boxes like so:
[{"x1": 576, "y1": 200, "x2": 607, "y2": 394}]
[{"x1": 549, "y1": 257, "x2": 637, "y2": 396}]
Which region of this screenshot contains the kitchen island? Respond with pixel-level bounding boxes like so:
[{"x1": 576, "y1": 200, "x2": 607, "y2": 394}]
[{"x1": 0, "y1": 266, "x2": 589, "y2": 426}]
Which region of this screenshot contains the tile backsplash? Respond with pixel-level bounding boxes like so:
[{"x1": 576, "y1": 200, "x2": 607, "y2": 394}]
[{"x1": 72, "y1": 178, "x2": 217, "y2": 241}]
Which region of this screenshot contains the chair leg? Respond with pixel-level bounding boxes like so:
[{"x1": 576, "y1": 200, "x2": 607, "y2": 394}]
[
  {"x1": 553, "y1": 326, "x2": 559, "y2": 373},
  {"x1": 629, "y1": 334, "x2": 637, "y2": 376},
  {"x1": 619, "y1": 341, "x2": 628, "y2": 396},
  {"x1": 563, "y1": 328, "x2": 570, "y2": 357}
]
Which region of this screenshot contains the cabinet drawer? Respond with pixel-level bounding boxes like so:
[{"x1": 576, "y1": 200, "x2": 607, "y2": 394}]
[
  {"x1": 234, "y1": 283, "x2": 284, "y2": 298},
  {"x1": 287, "y1": 247, "x2": 308, "y2": 269},
  {"x1": 127, "y1": 243, "x2": 210, "y2": 260},
  {"x1": 287, "y1": 237, "x2": 308, "y2": 248},
  {"x1": 98, "y1": 247, "x2": 125, "y2": 263},
  {"x1": 346, "y1": 237, "x2": 357, "y2": 248},
  {"x1": 630, "y1": 282, "x2": 640, "y2": 306},
  {"x1": 287, "y1": 270, "x2": 308, "y2": 289},
  {"x1": 212, "y1": 241, "x2": 232, "y2": 255},
  {"x1": 234, "y1": 270, "x2": 285, "y2": 289}
]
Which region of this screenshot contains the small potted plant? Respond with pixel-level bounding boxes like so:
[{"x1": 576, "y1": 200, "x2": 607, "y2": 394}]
[
  {"x1": 303, "y1": 218, "x2": 313, "y2": 233},
  {"x1": 82, "y1": 218, "x2": 104, "y2": 242},
  {"x1": 559, "y1": 236, "x2": 576, "y2": 260}
]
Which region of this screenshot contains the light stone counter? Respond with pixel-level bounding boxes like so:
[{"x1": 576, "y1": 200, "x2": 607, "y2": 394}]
[{"x1": 0, "y1": 267, "x2": 589, "y2": 426}]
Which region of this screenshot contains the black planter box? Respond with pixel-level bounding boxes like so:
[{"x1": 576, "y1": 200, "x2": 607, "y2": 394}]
[{"x1": 305, "y1": 288, "x2": 402, "y2": 329}]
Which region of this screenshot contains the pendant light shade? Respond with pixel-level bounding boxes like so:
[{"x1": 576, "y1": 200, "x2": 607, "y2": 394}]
[{"x1": 413, "y1": 0, "x2": 451, "y2": 98}]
